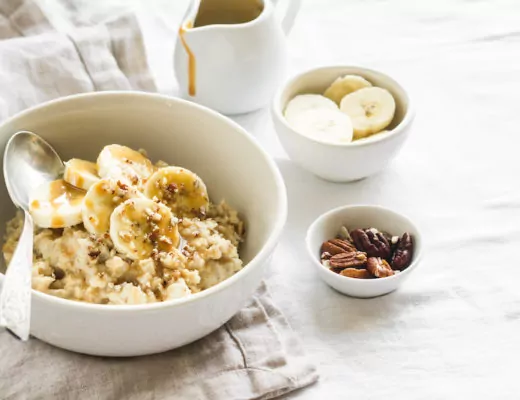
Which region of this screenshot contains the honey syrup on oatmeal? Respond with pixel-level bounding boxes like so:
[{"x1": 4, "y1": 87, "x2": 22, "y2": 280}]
[{"x1": 48, "y1": 180, "x2": 84, "y2": 207}]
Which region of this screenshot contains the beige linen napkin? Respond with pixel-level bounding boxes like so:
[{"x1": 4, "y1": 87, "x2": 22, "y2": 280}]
[{"x1": 0, "y1": 1, "x2": 318, "y2": 399}]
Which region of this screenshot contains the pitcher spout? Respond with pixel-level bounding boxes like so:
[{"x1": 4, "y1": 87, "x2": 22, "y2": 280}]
[{"x1": 180, "y1": 0, "x2": 202, "y2": 27}]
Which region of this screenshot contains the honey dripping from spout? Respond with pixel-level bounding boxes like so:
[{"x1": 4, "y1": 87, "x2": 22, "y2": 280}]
[{"x1": 179, "y1": 21, "x2": 196, "y2": 97}]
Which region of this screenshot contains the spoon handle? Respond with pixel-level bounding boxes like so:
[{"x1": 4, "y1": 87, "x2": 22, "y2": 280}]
[{"x1": 0, "y1": 210, "x2": 33, "y2": 341}]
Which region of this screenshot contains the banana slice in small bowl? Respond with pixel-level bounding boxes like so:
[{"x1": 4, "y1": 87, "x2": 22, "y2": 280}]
[
  {"x1": 286, "y1": 107, "x2": 353, "y2": 144},
  {"x1": 340, "y1": 87, "x2": 396, "y2": 140},
  {"x1": 284, "y1": 94, "x2": 354, "y2": 144},
  {"x1": 284, "y1": 94, "x2": 338, "y2": 120},
  {"x1": 323, "y1": 74, "x2": 372, "y2": 105},
  {"x1": 272, "y1": 65, "x2": 415, "y2": 182}
]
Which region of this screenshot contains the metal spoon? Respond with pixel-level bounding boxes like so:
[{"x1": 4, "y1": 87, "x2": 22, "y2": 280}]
[{"x1": 1, "y1": 131, "x2": 63, "y2": 340}]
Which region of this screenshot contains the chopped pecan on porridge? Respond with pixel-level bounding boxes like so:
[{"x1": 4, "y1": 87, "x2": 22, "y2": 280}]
[{"x1": 2, "y1": 144, "x2": 245, "y2": 305}]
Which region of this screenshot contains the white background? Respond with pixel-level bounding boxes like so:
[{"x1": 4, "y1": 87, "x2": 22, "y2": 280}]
[{"x1": 42, "y1": 0, "x2": 520, "y2": 398}]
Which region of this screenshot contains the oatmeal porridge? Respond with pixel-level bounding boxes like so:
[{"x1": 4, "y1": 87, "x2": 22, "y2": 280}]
[{"x1": 2, "y1": 144, "x2": 245, "y2": 305}]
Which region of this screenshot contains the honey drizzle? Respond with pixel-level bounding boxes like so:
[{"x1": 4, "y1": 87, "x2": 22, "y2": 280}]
[
  {"x1": 178, "y1": 21, "x2": 196, "y2": 97},
  {"x1": 31, "y1": 179, "x2": 86, "y2": 228},
  {"x1": 49, "y1": 180, "x2": 84, "y2": 208}
]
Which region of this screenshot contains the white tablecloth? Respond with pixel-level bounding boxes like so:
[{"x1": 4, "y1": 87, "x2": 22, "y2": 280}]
[{"x1": 40, "y1": 0, "x2": 520, "y2": 398}]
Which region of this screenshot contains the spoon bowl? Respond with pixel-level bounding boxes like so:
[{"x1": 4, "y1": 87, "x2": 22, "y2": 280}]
[
  {"x1": 4, "y1": 131, "x2": 64, "y2": 210},
  {"x1": 1, "y1": 131, "x2": 63, "y2": 340}
]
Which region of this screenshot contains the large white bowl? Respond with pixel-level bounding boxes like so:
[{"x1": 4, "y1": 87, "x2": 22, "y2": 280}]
[
  {"x1": 272, "y1": 66, "x2": 416, "y2": 182},
  {"x1": 0, "y1": 92, "x2": 287, "y2": 356}
]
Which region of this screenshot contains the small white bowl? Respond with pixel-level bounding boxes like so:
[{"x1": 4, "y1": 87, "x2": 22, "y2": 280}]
[
  {"x1": 306, "y1": 205, "x2": 422, "y2": 298},
  {"x1": 272, "y1": 66, "x2": 416, "y2": 182}
]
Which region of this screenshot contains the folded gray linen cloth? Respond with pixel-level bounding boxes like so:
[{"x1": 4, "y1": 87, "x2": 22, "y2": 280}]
[{"x1": 0, "y1": 1, "x2": 318, "y2": 399}]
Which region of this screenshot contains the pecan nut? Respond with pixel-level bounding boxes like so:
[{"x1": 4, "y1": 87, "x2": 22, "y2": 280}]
[
  {"x1": 340, "y1": 268, "x2": 373, "y2": 279},
  {"x1": 329, "y1": 251, "x2": 367, "y2": 269},
  {"x1": 391, "y1": 232, "x2": 413, "y2": 270},
  {"x1": 366, "y1": 257, "x2": 394, "y2": 278},
  {"x1": 320, "y1": 238, "x2": 356, "y2": 256},
  {"x1": 351, "y1": 229, "x2": 391, "y2": 259},
  {"x1": 390, "y1": 235, "x2": 400, "y2": 254}
]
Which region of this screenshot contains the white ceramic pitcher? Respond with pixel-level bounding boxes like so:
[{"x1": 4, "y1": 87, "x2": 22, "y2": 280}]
[{"x1": 174, "y1": 0, "x2": 301, "y2": 115}]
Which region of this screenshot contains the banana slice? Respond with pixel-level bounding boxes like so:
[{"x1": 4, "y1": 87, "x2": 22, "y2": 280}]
[
  {"x1": 286, "y1": 108, "x2": 354, "y2": 144},
  {"x1": 340, "y1": 87, "x2": 396, "y2": 139},
  {"x1": 63, "y1": 158, "x2": 100, "y2": 190},
  {"x1": 323, "y1": 75, "x2": 372, "y2": 105},
  {"x1": 110, "y1": 198, "x2": 180, "y2": 260},
  {"x1": 144, "y1": 166, "x2": 209, "y2": 217},
  {"x1": 354, "y1": 130, "x2": 391, "y2": 143},
  {"x1": 284, "y1": 94, "x2": 338, "y2": 122},
  {"x1": 97, "y1": 144, "x2": 154, "y2": 185},
  {"x1": 82, "y1": 178, "x2": 142, "y2": 235},
  {"x1": 29, "y1": 179, "x2": 85, "y2": 228}
]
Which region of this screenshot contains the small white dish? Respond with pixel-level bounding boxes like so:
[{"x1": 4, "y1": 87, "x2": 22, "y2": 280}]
[
  {"x1": 271, "y1": 65, "x2": 416, "y2": 182},
  {"x1": 306, "y1": 205, "x2": 423, "y2": 298}
]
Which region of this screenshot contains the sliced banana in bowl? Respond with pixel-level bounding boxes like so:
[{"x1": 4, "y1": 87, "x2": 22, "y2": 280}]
[
  {"x1": 284, "y1": 94, "x2": 354, "y2": 144},
  {"x1": 82, "y1": 178, "x2": 142, "y2": 235},
  {"x1": 286, "y1": 108, "x2": 353, "y2": 144},
  {"x1": 110, "y1": 198, "x2": 180, "y2": 260},
  {"x1": 29, "y1": 179, "x2": 86, "y2": 228},
  {"x1": 27, "y1": 144, "x2": 217, "y2": 264},
  {"x1": 281, "y1": 74, "x2": 397, "y2": 144},
  {"x1": 323, "y1": 74, "x2": 372, "y2": 105},
  {"x1": 97, "y1": 144, "x2": 154, "y2": 185},
  {"x1": 64, "y1": 158, "x2": 100, "y2": 190},
  {"x1": 340, "y1": 87, "x2": 396, "y2": 140},
  {"x1": 273, "y1": 65, "x2": 413, "y2": 181},
  {"x1": 284, "y1": 94, "x2": 338, "y2": 121},
  {"x1": 145, "y1": 166, "x2": 209, "y2": 218}
]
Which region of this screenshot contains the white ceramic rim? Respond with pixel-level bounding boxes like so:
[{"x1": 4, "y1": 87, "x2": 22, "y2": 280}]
[
  {"x1": 305, "y1": 204, "x2": 423, "y2": 282},
  {"x1": 272, "y1": 65, "x2": 416, "y2": 148},
  {"x1": 0, "y1": 91, "x2": 288, "y2": 312}
]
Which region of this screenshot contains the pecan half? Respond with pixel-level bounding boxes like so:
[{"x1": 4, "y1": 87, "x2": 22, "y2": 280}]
[
  {"x1": 366, "y1": 257, "x2": 394, "y2": 278},
  {"x1": 53, "y1": 267, "x2": 65, "y2": 280},
  {"x1": 391, "y1": 232, "x2": 413, "y2": 270},
  {"x1": 390, "y1": 235, "x2": 400, "y2": 254},
  {"x1": 329, "y1": 251, "x2": 367, "y2": 269},
  {"x1": 351, "y1": 229, "x2": 391, "y2": 259},
  {"x1": 340, "y1": 268, "x2": 373, "y2": 279},
  {"x1": 320, "y1": 238, "x2": 356, "y2": 256}
]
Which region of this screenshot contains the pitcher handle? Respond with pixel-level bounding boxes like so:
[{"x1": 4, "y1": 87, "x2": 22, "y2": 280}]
[{"x1": 272, "y1": 0, "x2": 301, "y2": 35}]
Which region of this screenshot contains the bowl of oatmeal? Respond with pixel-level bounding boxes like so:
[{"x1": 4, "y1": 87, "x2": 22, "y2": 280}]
[{"x1": 0, "y1": 92, "x2": 287, "y2": 356}]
